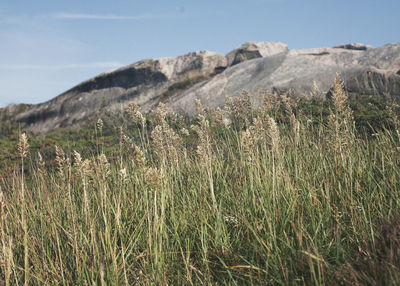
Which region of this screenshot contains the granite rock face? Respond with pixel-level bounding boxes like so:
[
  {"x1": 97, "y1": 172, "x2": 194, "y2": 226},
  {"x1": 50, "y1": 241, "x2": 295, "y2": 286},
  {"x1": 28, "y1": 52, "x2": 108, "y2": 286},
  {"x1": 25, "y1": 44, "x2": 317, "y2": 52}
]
[
  {"x1": 1, "y1": 42, "x2": 400, "y2": 132},
  {"x1": 3, "y1": 51, "x2": 226, "y2": 132},
  {"x1": 165, "y1": 43, "x2": 400, "y2": 115},
  {"x1": 225, "y1": 41, "x2": 289, "y2": 66}
]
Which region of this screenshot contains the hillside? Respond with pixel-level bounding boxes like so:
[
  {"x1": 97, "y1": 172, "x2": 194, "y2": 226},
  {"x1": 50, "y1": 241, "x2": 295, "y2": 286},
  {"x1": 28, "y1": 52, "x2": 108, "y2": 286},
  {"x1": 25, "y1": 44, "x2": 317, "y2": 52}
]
[{"x1": 1, "y1": 41, "x2": 400, "y2": 132}]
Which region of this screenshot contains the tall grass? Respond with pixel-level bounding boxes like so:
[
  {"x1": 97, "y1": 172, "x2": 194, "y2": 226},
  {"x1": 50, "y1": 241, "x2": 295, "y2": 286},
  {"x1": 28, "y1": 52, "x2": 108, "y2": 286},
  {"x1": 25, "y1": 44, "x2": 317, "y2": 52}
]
[{"x1": 1, "y1": 76, "x2": 400, "y2": 285}]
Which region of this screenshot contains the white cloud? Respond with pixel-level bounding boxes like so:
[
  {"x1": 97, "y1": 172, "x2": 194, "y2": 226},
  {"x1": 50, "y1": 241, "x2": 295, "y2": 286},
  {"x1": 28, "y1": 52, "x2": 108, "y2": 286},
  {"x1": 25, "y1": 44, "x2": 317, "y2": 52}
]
[
  {"x1": 0, "y1": 62, "x2": 123, "y2": 70},
  {"x1": 52, "y1": 13, "x2": 173, "y2": 20},
  {"x1": 0, "y1": 12, "x2": 180, "y2": 24}
]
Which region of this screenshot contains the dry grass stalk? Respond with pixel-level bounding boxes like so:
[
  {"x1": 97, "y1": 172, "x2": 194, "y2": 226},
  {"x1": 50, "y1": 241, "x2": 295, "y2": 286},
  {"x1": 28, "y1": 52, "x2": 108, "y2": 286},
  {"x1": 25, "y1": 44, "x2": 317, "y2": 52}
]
[
  {"x1": 387, "y1": 103, "x2": 400, "y2": 137},
  {"x1": 151, "y1": 104, "x2": 182, "y2": 167},
  {"x1": 126, "y1": 102, "x2": 146, "y2": 128},
  {"x1": 151, "y1": 103, "x2": 173, "y2": 125},
  {"x1": 96, "y1": 154, "x2": 110, "y2": 178},
  {"x1": 208, "y1": 107, "x2": 227, "y2": 127},
  {"x1": 55, "y1": 145, "x2": 66, "y2": 178},
  {"x1": 282, "y1": 92, "x2": 301, "y2": 145},
  {"x1": 310, "y1": 81, "x2": 321, "y2": 98},
  {"x1": 241, "y1": 129, "x2": 255, "y2": 164},
  {"x1": 37, "y1": 152, "x2": 46, "y2": 176},
  {"x1": 18, "y1": 133, "x2": 29, "y2": 159},
  {"x1": 281, "y1": 93, "x2": 293, "y2": 116},
  {"x1": 195, "y1": 99, "x2": 205, "y2": 117},
  {"x1": 73, "y1": 150, "x2": 82, "y2": 169},
  {"x1": 119, "y1": 168, "x2": 127, "y2": 181},
  {"x1": 0, "y1": 184, "x2": 12, "y2": 286},
  {"x1": 258, "y1": 90, "x2": 280, "y2": 114},
  {"x1": 73, "y1": 150, "x2": 93, "y2": 183},
  {"x1": 291, "y1": 113, "x2": 301, "y2": 146},
  {"x1": 151, "y1": 125, "x2": 181, "y2": 167},
  {"x1": 240, "y1": 112, "x2": 273, "y2": 163},
  {"x1": 328, "y1": 74, "x2": 355, "y2": 156},
  {"x1": 133, "y1": 145, "x2": 147, "y2": 169},
  {"x1": 97, "y1": 118, "x2": 104, "y2": 134},
  {"x1": 2, "y1": 235, "x2": 13, "y2": 286},
  {"x1": 145, "y1": 167, "x2": 163, "y2": 189},
  {"x1": 191, "y1": 115, "x2": 211, "y2": 168},
  {"x1": 268, "y1": 117, "x2": 281, "y2": 155},
  {"x1": 180, "y1": 128, "x2": 190, "y2": 137},
  {"x1": 18, "y1": 133, "x2": 30, "y2": 285},
  {"x1": 191, "y1": 102, "x2": 218, "y2": 212},
  {"x1": 4, "y1": 77, "x2": 400, "y2": 284},
  {"x1": 225, "y1": 91, "x2": 252, "y2": 128}
]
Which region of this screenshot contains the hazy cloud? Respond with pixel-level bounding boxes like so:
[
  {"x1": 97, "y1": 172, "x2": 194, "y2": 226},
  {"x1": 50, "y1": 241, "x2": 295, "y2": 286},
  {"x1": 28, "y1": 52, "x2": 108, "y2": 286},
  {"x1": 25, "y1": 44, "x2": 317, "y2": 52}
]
[
  {"x1": 0, "y1": 12, "x2": 181, "y2": 24},
  {"x1": 0, "y1": 62, "x2": 123, "y2": 70},
  {"x1": 52, "y1": 13, "x2": 176, "y2": 20}
]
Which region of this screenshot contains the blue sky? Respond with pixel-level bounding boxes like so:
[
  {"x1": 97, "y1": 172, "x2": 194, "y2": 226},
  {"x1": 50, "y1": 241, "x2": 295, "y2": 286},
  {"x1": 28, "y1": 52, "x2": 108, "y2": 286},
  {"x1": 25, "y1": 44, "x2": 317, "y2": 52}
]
[{"x1": 0, "y1": 0, "x2": 399, "y2": 107}]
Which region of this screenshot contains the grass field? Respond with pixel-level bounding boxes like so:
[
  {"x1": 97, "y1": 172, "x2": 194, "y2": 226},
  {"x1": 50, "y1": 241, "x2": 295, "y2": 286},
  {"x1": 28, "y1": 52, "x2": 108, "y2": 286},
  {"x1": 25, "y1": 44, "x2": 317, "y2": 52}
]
[{"x1": 1, "y1": 76, "x2": 400, "y2": 285}]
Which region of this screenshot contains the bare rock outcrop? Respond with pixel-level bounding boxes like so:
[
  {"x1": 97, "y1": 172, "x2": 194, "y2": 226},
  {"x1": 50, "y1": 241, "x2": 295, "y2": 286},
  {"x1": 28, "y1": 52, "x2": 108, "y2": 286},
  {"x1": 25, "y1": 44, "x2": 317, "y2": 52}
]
[
  {"x1": 225, "y1": 41, "x2": 288, "y2": 66},
  {"x1": 6, "y1": 51, "x2": 226, "y2": 132},
  {"x1": 2, "y1": 41, "x2": 400, "y2": 132},
  {"x1": 165, "y1": 43, "x2": 400, "y2": 115}
]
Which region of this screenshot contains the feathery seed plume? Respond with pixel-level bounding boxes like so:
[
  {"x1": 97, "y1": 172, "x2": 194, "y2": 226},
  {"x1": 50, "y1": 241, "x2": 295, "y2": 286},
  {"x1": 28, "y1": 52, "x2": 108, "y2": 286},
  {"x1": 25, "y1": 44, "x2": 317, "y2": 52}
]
[
  {"x1": 126, "y1": 101, "x2": 146, "y2": 127},
  {"x1": 97, "y1": 154, "x2": 110, "y2": 177},
  {"x1": 18, "y1": 133, "x2": 29, "y2": 158},
  {"x1": 97, "y1": 118, "x2": 103, "y2": 133},
  {"x1": 55, "y1": 145, "x2": 66, "y2": 177},
  {"x1": 133, "y1": 146, "x2": 146, "y2": 168},
  {"x1": 37, "y1": 152, "x2": 46, "y2": 175}
]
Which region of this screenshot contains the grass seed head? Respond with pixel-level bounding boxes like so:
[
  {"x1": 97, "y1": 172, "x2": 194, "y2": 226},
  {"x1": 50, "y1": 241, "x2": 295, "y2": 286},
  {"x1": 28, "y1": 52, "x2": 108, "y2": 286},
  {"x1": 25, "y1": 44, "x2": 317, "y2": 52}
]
[
  {"x1": 291, "y1": 114, "x2": 300, "y2": 145},
  {"x1": 241, "y1": 129, "x2": 255, "y2": 163},
  {"x1": 208, "y1": 107, "x2": 226, "y2": 127},
  {"x1": 73, "y1": 150, "x2": 82, "y2": 167},
  {"x1": 195, "y1": 99, "x2": 205, "y2": 117},
  {"x1": 180, "y1": 127, "x2": 190, "y2": 137},
  {"x1": 119, "y1": 168, "x2": 127, "y2": 180},
  {"x1": 331, "y1": 74, "x2": 348, "y2": 115},
  {"x1": 152, "y1": 102, "x2": 172, "y2": 124},
  {"x1": 191, "y1": 117, "x2": 212, "y2": 168},
  {"x1": 82, "y1": 159, "x2": 93, "y2": 177},
  {"x1": 133, "y1": 146, "x2": 146, "y2": 168},
  {"x1": 37, "y1": 152, "x2": 46, "y2": 175},
  {"x1": 225, "y1": 91, "x2": 252, "y2": 128},
  {"x1": 97, "y1": 154, "x2": 110, "y2": 177},
  {"x1": 96, "y1": 118, "x2": 103, "y2": 133},
  {"x1": 268, "y1": 117, "x2": 280, "y2": 153},
  {"x1": 18, "y1": 133, "x2": 29, "y2": 158},
  {"x1": 55, "y1": 145, "x2": 66, "y2": 177},
  {"x1": 126, "y1": 102, "x2": 146, "y2": 127},
  {"x1": 328, "y1": 74, "x2": 355, "y2": 154},
  {"x1": 310, "y1": 80, "x2": 321, "y2": 98},
  {"x1": 145, "y1": 167, "x2": 162, "y2": 188}
]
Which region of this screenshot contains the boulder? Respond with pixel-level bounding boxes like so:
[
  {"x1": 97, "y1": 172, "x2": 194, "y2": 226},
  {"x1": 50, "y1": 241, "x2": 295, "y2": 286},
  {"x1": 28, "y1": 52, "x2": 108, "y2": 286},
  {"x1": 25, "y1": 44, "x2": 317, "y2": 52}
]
[{"x1": 225, "y1": 41, "x2": 288, "y2": 66}]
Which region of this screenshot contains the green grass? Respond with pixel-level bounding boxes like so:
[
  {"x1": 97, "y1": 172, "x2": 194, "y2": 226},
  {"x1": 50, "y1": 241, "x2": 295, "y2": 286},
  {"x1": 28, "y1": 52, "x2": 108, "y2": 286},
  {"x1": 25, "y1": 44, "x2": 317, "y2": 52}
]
[{"x1": 1, "y1": 81, "x2": 400, "y2": 285}]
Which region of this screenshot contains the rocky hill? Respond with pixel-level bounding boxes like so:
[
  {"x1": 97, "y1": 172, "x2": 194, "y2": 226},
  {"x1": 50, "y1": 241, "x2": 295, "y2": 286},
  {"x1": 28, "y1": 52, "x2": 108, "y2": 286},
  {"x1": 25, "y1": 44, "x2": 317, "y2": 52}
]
[{"x1": 1, "y1": 41, "x2": 400, "y2": 132}]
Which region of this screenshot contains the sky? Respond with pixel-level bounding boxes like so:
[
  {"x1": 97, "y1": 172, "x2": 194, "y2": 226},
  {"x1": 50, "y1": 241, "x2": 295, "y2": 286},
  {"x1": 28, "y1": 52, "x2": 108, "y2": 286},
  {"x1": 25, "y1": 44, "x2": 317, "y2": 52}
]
[{"x1": 0, "y1": 0, "x2": 399, "y2": 107}]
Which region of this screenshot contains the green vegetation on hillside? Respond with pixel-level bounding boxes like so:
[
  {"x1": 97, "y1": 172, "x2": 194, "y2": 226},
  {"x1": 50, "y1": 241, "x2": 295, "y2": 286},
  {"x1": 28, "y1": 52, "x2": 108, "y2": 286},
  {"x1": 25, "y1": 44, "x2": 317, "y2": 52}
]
[{"x1": 1, "y1": 77, "x2": 400, "y2": 285}]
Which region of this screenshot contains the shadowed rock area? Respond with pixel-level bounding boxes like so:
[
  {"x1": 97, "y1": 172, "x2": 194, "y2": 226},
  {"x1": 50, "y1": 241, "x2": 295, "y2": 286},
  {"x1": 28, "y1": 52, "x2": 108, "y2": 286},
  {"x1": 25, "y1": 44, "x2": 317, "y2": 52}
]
[{"x1": 1, "y1": 41, "x2": 400, "y2": 132}]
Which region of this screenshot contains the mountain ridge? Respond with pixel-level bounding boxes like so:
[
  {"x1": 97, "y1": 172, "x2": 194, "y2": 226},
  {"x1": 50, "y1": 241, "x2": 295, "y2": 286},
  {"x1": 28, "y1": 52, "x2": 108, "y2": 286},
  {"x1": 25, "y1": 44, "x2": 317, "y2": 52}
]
[{"x1": 1, "y1": 41, "x2": 400, "y2": 132}]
